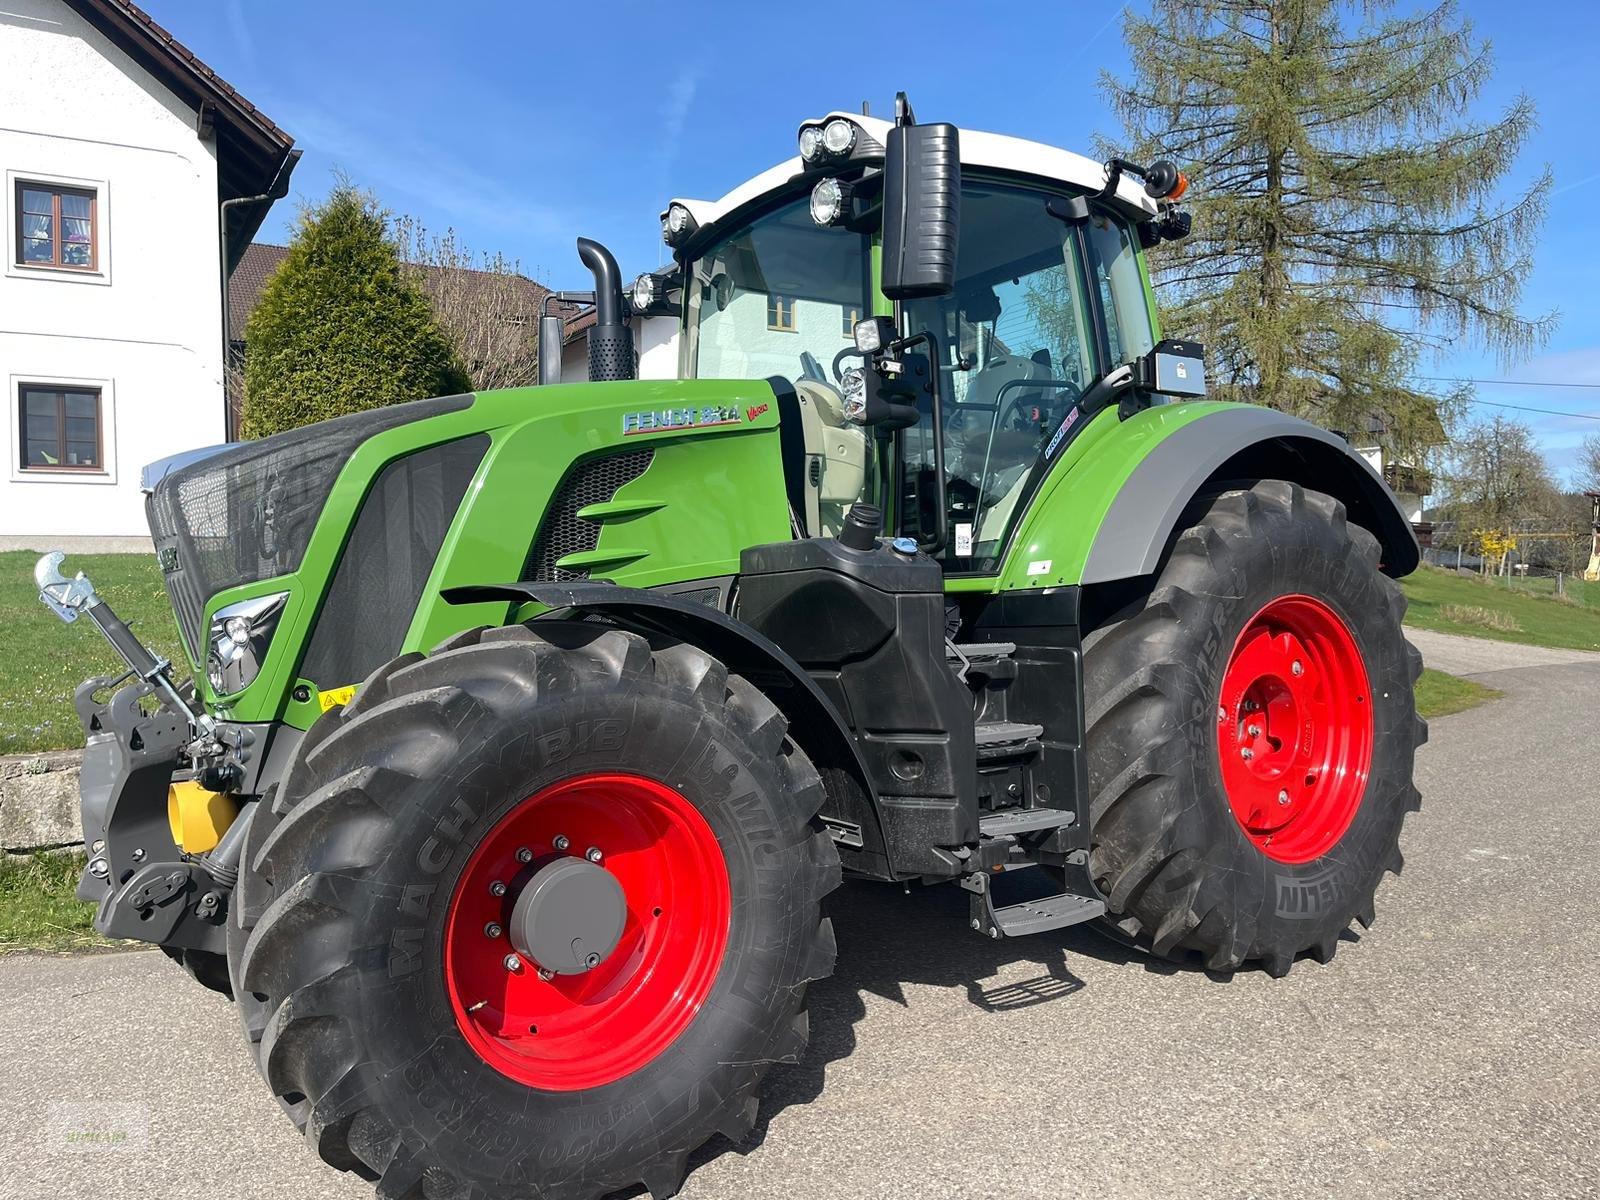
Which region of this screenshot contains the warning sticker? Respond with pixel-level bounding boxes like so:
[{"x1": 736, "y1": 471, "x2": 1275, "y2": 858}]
[
  {"x1": 317, "y1": 685, "x2": 357, "y2": 711},
  {"x1": 955, "y1": 523, "x2": 974, "y2": 556}
]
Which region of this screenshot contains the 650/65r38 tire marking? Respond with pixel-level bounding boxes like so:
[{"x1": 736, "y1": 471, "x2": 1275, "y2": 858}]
[{"x1": 443, "y1": 772, "x2": 732, "y2": 1091}]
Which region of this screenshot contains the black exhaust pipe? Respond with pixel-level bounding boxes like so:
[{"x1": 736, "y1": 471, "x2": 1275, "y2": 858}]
[{"x1": 576, "y1": 237, "x2": 635, "y2": 382}]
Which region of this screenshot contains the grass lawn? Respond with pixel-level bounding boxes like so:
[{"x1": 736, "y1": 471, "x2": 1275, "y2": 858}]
[
  {"x1": 1414, "y1": 667, "x2": 1501, "y2": 720},
  {"x1": 1400, "y1": 564, "x2": 1600, "y2": 652},
  {"x1": 0, "y1": 550, "x2": 186, "y2": 757},
  {"x1": 0, "y1": 851, "x2": 105, "y2": 953}
]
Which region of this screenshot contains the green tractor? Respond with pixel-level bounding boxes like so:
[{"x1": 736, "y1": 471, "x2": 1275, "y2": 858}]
[{"x1": 37, "y1": 96, "x2": 1423, "y2": 1200}]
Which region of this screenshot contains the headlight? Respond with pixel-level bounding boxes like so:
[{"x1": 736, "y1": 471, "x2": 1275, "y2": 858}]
[
  {"x1": 841, "y1": 368, "x2": 869, "y2": 423},
  {"x1": 853, "y1": 316, "x2": 896, "y2": 355},
  {"x1": 206, "y1": 591, "x2": 288, "y2": 697},
  {"x1": 798, "y1": 125, "x2": 824, "y2": 162},
  {"x1": 822, "y1": 117, "x2": 856, "y2": 156},
  {"x1": 662, "y1": 203, "x2": 697, "y2": 247},
  {"x1": 810, "y1": 177, "x2": 849, "y2": 227}
]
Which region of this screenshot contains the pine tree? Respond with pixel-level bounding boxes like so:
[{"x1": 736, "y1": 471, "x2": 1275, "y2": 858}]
[
  {"x1": 241, "y1": 184, "x2": 470, "y2": 438},
  {"x1": 1103, "y1": 0, "x2": 1552, "y2": 458}
]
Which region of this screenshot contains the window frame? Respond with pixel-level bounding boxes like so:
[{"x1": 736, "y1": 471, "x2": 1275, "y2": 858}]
[
  {"x1": 17, "y1": 383, "x2": 105, "y2": 474},
  {"x1": 6, "y1": 171, "x2": 110, "y2": 285},
  {"x1": 766, "y1": 293, "x2": 797, "y2": 332},
  {"x1": 14, "y1": 180, "x2": 98, "y2": 271}
]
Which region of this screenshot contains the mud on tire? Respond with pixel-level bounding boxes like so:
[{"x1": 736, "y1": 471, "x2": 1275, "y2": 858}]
[
  {"x1": 227, "y1": 620, "x2": 840, "y2": 1200},
  {"x1": 1083, "y1": 480, "x2": 1426, "y2": 975}
]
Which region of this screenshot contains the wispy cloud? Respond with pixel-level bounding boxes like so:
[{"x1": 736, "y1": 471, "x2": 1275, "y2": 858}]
[
  {"x1": 262, "y1": 98, "x2": 572, "y2": 243},
  {"x1": 224, "y1": 0, "x2": 256, "y2": 72},
  {"x1": 657, "y1": 69, "x2": 700, "y2": 177}
]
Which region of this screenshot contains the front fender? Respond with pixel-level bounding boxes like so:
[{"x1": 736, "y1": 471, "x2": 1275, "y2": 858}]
[{"x1": 997, "y1": 402, "x2": 1419, "y2": 591}]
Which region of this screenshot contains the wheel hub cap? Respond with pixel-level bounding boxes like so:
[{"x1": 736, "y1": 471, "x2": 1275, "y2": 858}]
[
  {"x1": 1216, "y1": 594, "x2": 1374, "y2": 864},
  {"x1": 509, "y1": 856, "x2": 627, "y2": 975}
]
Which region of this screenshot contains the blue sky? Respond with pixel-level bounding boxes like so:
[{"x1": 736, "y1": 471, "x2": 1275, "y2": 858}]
[{"x1": 156, "y1": 0, "x2": 1600, "y2": 480}]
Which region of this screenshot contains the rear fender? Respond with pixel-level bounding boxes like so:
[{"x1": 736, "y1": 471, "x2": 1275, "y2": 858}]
[
  {"x1": 999, "y1": 403, "x2": 1419, "y2": 592},
  {"x1": 443, "y1": 582, "x2": 891, "y2": 879}
]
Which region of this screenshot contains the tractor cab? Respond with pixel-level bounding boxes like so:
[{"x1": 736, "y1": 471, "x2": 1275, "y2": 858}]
[{"x1": 637, "y1": 97, "x2": 1200, "y2": 568}]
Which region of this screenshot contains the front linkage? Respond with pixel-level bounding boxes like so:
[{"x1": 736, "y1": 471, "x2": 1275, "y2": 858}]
[{"x1": 36, "y1": 553, "x2": 254, "y2": 968}]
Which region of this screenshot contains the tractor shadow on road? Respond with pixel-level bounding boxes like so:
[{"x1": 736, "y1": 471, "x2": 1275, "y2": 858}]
[{"x1": 652, "y1": 875, "x2": 1220, "y2": 1194}]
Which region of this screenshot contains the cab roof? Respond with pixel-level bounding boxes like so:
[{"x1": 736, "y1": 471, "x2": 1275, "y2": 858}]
[{"x1": 663, "y1": 111, "x2": 1161, "y2": 242}]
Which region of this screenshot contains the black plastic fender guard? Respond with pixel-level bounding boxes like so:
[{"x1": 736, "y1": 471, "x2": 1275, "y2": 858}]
[{"x1": 443, "y1": 581, "x2": 891, "y2": 878}]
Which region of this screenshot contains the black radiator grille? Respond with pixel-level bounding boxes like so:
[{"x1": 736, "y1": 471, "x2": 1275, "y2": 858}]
[{"x1": 524, "y1": 449, "x2": 654, "y2": 582}]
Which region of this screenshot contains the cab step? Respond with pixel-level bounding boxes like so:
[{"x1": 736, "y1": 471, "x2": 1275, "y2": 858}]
[
  {"x1": 962, "y1": 869, "x2": 1106, "y2": 939},
  {"x1": 978, "y1": 806, "x2": 1076, "y2": 836}
]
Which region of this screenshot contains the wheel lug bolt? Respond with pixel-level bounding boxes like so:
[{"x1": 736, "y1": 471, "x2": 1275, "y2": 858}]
[
  {"x1": 503, "y1": 953, "x2": 521, "y2": 971},
  {"x1": 516, "y1": 846, "x2": 533, "y2": 864},
  {"x1": 1241, "y1": 749, "x2": 1253, "y2": 760},
  {"x1": 538, "y1": 967, "x2": 555, "y2": 981},
  {"x1": 1292, "y1": 661, "x2": 1303, "y2": 676},
  {"x1": 489, "y1": 880, "x2": 507, "y2": 897},
  {"x1": 1277, "y1": 790, "x2": 1290, "y2": 806},
  {"x1": 552, "y1": 835, "x2": 570, "y2": 852},
  {"x1": 1247, "y1": 724, "x2": 1260, "y2": 738},
  {"x1": 585, "y1": 847, "x2": 603, "y2": 864},
  {"x1": 484, "y1": 922, "x2": 502, "y2": 938}
]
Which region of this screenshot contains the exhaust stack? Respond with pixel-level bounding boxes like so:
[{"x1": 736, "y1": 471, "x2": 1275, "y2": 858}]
[{"x1": 576, "y1": 237, "x2": 635, "y2": 382}]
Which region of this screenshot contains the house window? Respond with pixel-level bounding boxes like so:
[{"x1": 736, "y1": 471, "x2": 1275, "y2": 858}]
[
  {"x1": 19, "y1": 385, "x2": 102, "y2": 471},
  {"x1": 842, "y1": 305, "x2": 862, "y2": 338},
  {"x1": 15, "y1": 182, "x2": 97, "y2": 270},
  {"x1": 767, "y1": 294, "x2": 796, "y2": 332}
]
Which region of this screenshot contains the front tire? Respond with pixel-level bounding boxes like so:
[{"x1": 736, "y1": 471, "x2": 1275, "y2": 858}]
[
  {"x1": 1082, "y1": 480, "x2": 1425, "y2": 974},
  {"x1": 227, "y1": 621, "x2": 839, "y2": 1200}
]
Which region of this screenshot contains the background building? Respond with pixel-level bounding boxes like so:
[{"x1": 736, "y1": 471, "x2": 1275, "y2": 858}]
[{"x1": 0, "y1": 0, "x2": 295, "y2": 550}]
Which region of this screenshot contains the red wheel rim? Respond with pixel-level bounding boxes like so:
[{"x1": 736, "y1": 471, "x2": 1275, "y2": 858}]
[
  {"x1": 443, "y1": 773, "x2": 730, "y2": 1091},
  {"x1": 1215, "y1": 595, "x2": 1373, "y2": 864}
]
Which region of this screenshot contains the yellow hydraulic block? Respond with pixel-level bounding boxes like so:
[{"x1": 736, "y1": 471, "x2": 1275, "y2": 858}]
[{"x1": 167, "y1": 780, "x2": 239, "y2": 854}]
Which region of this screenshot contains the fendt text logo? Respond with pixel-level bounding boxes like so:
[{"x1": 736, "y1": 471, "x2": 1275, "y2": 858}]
[{"x1": 621, "y1": 406, "x2": 742, "y2": 436}]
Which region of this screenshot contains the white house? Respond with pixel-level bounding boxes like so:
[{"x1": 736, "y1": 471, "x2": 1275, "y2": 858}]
[{"x1": 0, "y1": 0, "x2": 296, "y2": 550}]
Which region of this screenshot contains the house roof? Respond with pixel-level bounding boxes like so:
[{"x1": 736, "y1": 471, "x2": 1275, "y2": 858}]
[
  {"x1": 229, "y1": 243, "x2": 553, "y2": 343},
  {"x1": 64, "y1": 0, "x2": 298, "y2": 270}
]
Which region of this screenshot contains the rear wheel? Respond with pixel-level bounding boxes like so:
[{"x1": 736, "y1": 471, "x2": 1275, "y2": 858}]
[
  {"x1": 1082, "y1": 480, "x2": 1425, "y2": 974},
  {"x1": 227, "y1": 621, "x2": 839, "y2": 1200}
]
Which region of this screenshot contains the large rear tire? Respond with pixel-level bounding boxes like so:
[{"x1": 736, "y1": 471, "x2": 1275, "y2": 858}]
[
  {"x1": 227, "y1": 621, "x2": 839, "y2": 1200},
  {"x1": 1082, "y1": 480, "x2": 1425, "y2": 974}
]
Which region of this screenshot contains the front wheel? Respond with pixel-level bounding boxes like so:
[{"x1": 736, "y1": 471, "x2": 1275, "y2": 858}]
[
  {"x1": 228, "y1": 622, "x2": 839, "y2": 1200},
  {"x1": 1082, "y1": 480, "x2": 1425, "y2": 975}
]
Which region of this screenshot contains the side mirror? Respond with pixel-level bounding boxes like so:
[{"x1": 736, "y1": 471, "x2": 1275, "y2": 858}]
[{"x1": 880, "y1": 121, "x2": 960, "y2": 301}]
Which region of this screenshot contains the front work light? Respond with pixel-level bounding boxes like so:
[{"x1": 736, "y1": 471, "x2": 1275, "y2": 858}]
[
  {"x1": 810, "y1": 177, "x2": 852, "y2": 227},
  {"x1": 853, "y1": 316, "x2": 896, "y2": 355},
  {"x1": 799, "y1": 125, "x2": 825, "y2": 162},
  {"x1": 822, "y1": 117, "x2": 856, "y2": 156},
  {"x1": 662, "y1": 203, "x2": 697, "y2": 247}
]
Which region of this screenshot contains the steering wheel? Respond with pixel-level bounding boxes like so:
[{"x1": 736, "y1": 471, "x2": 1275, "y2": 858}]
[
  {"x1": 999, "y1": 380, "x2": 1082, "y2": 431},
  {"x1": 832, "y1": 346, "x2": 866, "y2": 383}
]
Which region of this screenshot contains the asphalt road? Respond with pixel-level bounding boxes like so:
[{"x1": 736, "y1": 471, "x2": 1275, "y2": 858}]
[{"x1": 3, "y1": 628, "x2": 1597, "y2": 1200}]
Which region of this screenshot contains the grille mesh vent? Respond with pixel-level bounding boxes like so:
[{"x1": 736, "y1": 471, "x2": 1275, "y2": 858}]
[{"x1": 524, "y1": 449, "x2": 654, "y2": 581}]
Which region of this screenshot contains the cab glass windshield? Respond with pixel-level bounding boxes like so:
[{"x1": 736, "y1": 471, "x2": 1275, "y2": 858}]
[{"x1": 685, "y1": 198, "x2": 874, "y2": 389}]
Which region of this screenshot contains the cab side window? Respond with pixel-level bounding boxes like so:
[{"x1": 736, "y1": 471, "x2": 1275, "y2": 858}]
[{"x1": 1087, "y1": 213, "x2": 1156, "y2": 365}]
